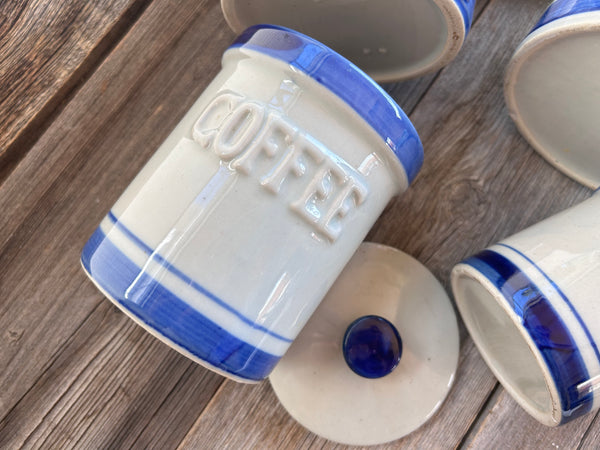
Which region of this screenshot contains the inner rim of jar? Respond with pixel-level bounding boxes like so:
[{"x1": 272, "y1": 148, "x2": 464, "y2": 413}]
[{"x1": 222, "y1": 0, "x2": 451, "y2": 81}]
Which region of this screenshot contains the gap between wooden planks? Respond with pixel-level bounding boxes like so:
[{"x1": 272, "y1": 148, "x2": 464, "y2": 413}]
[{"x1": 0, "y1": 0, "x2": 150, "y2": 183}]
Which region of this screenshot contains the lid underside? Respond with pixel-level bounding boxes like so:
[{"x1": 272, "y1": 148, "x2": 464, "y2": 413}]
[
  {"x1": 222, "y1": 0, "x2": 452, "y2": 81},
  {"x1": 507, "y1": 17, "x2": 600, "y2": 189}
]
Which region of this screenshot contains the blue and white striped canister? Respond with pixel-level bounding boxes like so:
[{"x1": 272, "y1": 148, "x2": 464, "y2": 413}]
[{"x1": 81, "y1": 25, "x2": 423, "y2": 383}]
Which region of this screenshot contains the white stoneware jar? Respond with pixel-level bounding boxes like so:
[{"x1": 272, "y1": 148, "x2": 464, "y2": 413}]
[
  {"x1": 452, "y1": 192, "x2": 600, "y2": 426},
  {"x1": 81, "y1": 25, "x2": 423, "y2": 383},
  {"x1": 221, "y1": 0, "x2": 476, "y2": 82},
  {"x1": 505, "y1": 0, "x2": 600, "y2": 189}
]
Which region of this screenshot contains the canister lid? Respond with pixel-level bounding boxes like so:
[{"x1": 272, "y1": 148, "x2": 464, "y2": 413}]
[
  {"x1": 228, "y1": 25, "x2": 424, "y2": 185},
  {"x1": 269, "y1": 242, "x2": 459, "y2": 446},
  {"x1": 505, "y1": 10, "x2": 600, "y2": 189},
  {"x1": 221, "y1": 0, "x2": 475, "y2": 82}
]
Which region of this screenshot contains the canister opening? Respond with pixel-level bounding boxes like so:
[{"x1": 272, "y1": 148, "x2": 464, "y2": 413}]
[
  {"x1": 222, "y1": 0, "x2": 462, "y2": 82},
  {"x1": 453, "y1": 270, "x2": 558, "y2": 426},
  {"x1": 505, "y1": 14, "x2": 600, "y2": 189}
]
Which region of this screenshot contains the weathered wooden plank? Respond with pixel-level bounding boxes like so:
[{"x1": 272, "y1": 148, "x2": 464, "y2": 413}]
[
  {"x1": 130, "y1": 364, "x2": 224, "y2": 450},
  {"x1": 462, "y1": 389, "x2": 595, "y2": 449},
  {"x1": 0, "y1": 0, "x2": 148, "y2": 182},
  {"x1": 0, "y1": 0, "x2": 231, "y2": 446},
  {"x1": 0, "y1": 298, "x2": 218, "y2": 449}
]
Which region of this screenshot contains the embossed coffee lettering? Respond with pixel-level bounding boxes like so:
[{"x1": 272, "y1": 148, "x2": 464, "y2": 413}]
[
  {"x1": 232, "y1": 115, "x2": 300, "y2": 176},
  {"x1": 193, "y1": 91, "x2": 369, "y2": 241},
  {"x1": 193, "y1": 92, "x2": 243, "y2": 148},
  {"x1": 215, "y1": 102, "x2": 265, "y2": 159}
]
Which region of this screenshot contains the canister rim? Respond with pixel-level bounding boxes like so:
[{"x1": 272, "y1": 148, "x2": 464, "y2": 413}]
[{"x1": 228, "y1": 24, "x2": 424, "y2": 185}]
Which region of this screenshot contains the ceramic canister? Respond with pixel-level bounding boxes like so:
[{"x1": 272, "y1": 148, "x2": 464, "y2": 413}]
[
  {"x1": 451, "y1": 192, "x2": 600, "y2": 426},
  {"x1": 505, "y1": 0, "x2": 600, "y2": 189},
  {"x1": 81, "y1": 25, "x2": 423, "y2": 383},
  {"x1": 221, "y1": 0, "x2": 476, "y2": 82}
]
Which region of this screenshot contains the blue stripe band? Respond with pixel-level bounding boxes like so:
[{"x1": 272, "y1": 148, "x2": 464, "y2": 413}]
[
  {"x1": 105, "y1": 211, "x2": 292, "y2": 344},
  {"x1": 81, "y1": 226, "x2": 281, "y2": 381},
  {"x1": 497, "y1": 243, "x2": 600, "y2": 366},
  {"x1": 464, "y1": 249, "x2": 593, "y2": 423},
  {"x1": 533, "y1": 0, "x2": 600, "y2": 31},
  {"x1": 456, "y1": 0, "x2": 476, "y2": 32},
  {"x1": 228, "y1": 25, "x2": 424, "y2": 184}
]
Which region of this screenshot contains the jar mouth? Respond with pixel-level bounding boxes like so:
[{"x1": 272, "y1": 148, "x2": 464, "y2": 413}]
[
  {"x1": 221, "y1": 0, "x2": 474, "y2": 82},
  {"x1": 452, "y1": 265, "x2": 558, "y2": 425},
  {"x1": 452, "y1": 248, "x2": 596, "y2": 426},
  {"x1": 226, "y1": 24, "x2": 424, "y2": 186}
]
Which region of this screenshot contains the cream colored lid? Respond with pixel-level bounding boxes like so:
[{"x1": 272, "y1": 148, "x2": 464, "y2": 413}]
[{"x1": 269, "y1": 242, "x2": 459, "y2": 446}]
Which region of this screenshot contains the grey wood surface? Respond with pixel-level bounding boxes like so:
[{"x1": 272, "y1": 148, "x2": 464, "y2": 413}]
[
  {"x1": 0, "y1": 0, "x2": 148, "y2": 182},
  {"x1": 0, "y1": 0, "x2": 597, "y2": 448}
]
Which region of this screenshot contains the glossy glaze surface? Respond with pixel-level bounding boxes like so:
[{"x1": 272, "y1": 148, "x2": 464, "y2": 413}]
[
  {"x1": 343, "y1": 315, "x2": 403, "y2": 379},
  {"x1": 452, "y1": 193, "x2": 600, "y2": 425},
  {"x1": 232, "y1": 25, "x2": 423, "y2": 182},
  {"x1": 81, "y1": 26, "x2": 422, "y2": 382}
]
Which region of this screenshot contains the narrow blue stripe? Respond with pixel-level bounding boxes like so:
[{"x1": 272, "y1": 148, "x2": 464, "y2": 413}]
[
  {"x1": 533, "y1": 0, "x2": 600, "y2": 31},
  {"x1": 497, "y1": 243, "x2": 600, "y2": 366},
  {"x1": 456, "y1": 0, "x2": 476, "y2": 32},
  {"x1": 228, "y1": 25, "x2": 424, "y2": 184},
  {"x1": 106, "y1": 211, "x2": 292, "y2": 343},
  {"x1": 82, "y1": 226, "x2": 280, "y2": 381},
  {"x1": 464, "y1": 250, "x2": 593, "y2": 423}
]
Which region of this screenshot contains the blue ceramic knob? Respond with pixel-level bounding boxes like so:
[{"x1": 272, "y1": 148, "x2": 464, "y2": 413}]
[{"x1": 343, "y1": 315, "x2": 402, "y2": 379}]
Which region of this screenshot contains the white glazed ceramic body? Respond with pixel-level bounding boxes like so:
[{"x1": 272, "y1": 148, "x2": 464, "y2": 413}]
[
  {"x1": 221, "y1": 0, "x2": 476, "y2": 82},
  {"x1": 505, "y1": 1, "x2": 600, "y2": 189},
  {"x1": 452, "y1": 192, "x2": 600, "y2": 426},
  {"x1": 81, "y1": 26, "x2": 423, "y2": 383}
]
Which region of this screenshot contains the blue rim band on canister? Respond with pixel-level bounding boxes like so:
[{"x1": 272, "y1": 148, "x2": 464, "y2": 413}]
[
  {"x1": 457, "y1": 0, "x2": 476, "y2": 32},
  {"x1": 532, "y1": 0, "x2": 600, "y2": 31},
  {"x1": 231, "y1": 24, "x2": 424, "y2": 184}
]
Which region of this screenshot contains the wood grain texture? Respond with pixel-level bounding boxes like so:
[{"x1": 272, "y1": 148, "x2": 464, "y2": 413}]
[
  {"x1": 0, "y1": 0, "x2": 148, "y2": 182},
  {"x1": 463, "y1": 389, "x2": 597, "y2": 449},
  {"x1": 579, "y1": 413, "x2": 600, "y2": 449},
  {"x1": 0, "y1": 0, "x2": 230, "y2": 446},
  {"x1": 1, "y1": 0, "x2": 599, "y2": 448}
]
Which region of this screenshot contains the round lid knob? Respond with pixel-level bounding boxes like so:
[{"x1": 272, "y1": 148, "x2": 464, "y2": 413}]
[{"x1": 343, "y1": 315, "x2": 402, "y2": 379}]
